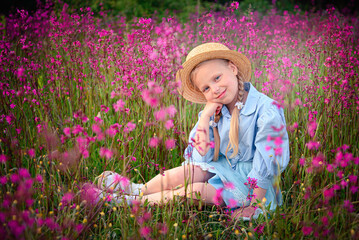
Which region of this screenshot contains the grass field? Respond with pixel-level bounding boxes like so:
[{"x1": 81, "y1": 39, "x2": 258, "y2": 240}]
[{"x1": 0, "y1": 2, "x2": 358, "y2": 239}]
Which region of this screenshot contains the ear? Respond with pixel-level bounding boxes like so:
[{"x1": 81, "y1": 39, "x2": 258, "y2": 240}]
[{"x1": 228, "y1": 61, "x2": 238, "y2": 75}]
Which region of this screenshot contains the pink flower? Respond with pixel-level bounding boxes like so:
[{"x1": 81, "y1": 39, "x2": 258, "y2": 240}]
[
  {"x1": 140, "y1": 226, "x2": 152, "y2": 238},
  {"x1": 166, "y1": 105, "x2": 177, "y2": 118},
  {"x1": 28, "y1": 149, "x2": 35, "y2": 158},
  {"x1": 164, "y1": 120, "x2": 174, "y2": 129},
  {"x1": 157, "y1": 223, "x2": 168, "y2": 234},
  {"x1": 94, "y1": 116, "x2": 103, "y2": 124},
  {"x1": 61, "y1": 192, "x2": 74, "y2": 204},
  {"x1": 113, "y1": 99, "x2": 125, "y2": 112},
  {"x1": 302, "y1": 226, "x2": 313, "y2": 236},
  {"x1": 154, "y1": 109, "x2": 167, "y2": 121},
  {"x1": 35, "y1": 174, "x2": 43, "y2": 183},
  {"x1": 343, "y1": 200, "x2": 354, "y2": 212},
  {"x1": 63, "y1": 127, "x2": 71, "y2": 136},
  {"x1": 265, "y1": 145, "x2": 271, "y2": 151},
  {"x1": 0, "y1": 154, "x2": 7, "y2": 163},
  {"x1": 19, "y1": 168, "x2": 31, "y2": 178},
  {"x1": 149, "y1": 137, "x2": 160, "y2": 148},
  {"x1": 299, "y1": 158, "x2": 306, "y2": 166},
  {"x1": 321, "y1": 216, "x2": 328, "y2": 226},
  {"x1": 165, "y1": 139, "x2": 176, "y2": 150},
  {"x1": 0, "y1": 176, "x2": 7, "y2": 185},
  {"x1": 349, "y1": 175, "x2": 358, "y2": 183},
  {"x1": 350, "y1": 186, "x2": 358, "y2": 194},
  {"x1": 306, "y1": 141, "x2": 320, "y2": 150},
  {"x1": 99, "y1": 148, "x2": 113, "y2": 159},
  {"x1": 124, "y1": 122, "x2": 136, "y2": 133},
  {"x1": 307, "y1": 121, "x2": 317, "y2": 138},
  {"x1": 92, "y1": 124, "x2": 102, "y2": 134},
  {"x1": 10, "y1": 174, "x2": 20, "y2": 183},
  {"x1": 101, "y1": 105, "x2": 109, "y2": 113}
]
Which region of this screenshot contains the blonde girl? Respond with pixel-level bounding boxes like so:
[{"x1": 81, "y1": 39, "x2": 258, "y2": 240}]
[{"x1": 95, "y1": 42, "x2": 290, "y2": 219}]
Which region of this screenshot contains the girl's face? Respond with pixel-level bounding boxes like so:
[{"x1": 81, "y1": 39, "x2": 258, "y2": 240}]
[{"x1": 192, "y1": 59, "x2": 239, "y2": 106}]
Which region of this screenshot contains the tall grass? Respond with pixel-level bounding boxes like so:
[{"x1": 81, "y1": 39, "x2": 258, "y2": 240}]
[{"x1": 0, "y1": 2, "x2": 358, "y2": 239}]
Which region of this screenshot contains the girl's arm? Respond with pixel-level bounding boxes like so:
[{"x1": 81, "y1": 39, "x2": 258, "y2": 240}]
[
  {"x1": 194, "y1": 102, "x2": 222, "y2": 156},
  {"x1": 193, "y1": 114, "x2": 211, "y2": 156}
]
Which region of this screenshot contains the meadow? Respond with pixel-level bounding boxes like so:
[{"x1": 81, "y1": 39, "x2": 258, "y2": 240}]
[{"x1": 0, "y1": 1, "x2": 358, "y2": 239}]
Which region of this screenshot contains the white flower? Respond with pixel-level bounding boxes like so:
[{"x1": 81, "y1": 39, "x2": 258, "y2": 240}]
[
  {"x1": 209, "y1": 120, "x2": 217, "y2": 128},
  {"x1": 235, "y1": 101, "x2": 244, "y2": 110}
]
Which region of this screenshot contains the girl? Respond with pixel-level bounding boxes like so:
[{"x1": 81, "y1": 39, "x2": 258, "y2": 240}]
[{"x1": 95, "y1": 42, "x2": 290, "y2": 220}]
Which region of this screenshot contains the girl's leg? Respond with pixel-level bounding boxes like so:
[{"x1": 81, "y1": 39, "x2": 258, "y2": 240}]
[
  {"x1": 141, "y1": 165, "x2": 215, "y2": 195},
  {"x1": 140, "y1": 182, "x2": 223, "y2": 205}
]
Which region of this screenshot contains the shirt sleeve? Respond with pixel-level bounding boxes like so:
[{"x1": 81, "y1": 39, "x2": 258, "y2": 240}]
[
  {"x1": 183, "y1": 111, "x2": 214, "y2": 163},
  {"x1": 247, "y1": 104, "x2": 290, "y2": 189}
]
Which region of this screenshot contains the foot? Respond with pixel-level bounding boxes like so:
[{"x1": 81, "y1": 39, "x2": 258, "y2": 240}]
[{"x1": 96, "y1": 171, "x2": 144, "y2": 195}]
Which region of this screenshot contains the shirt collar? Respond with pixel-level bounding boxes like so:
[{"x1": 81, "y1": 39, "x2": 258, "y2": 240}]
[{"x1": 240, "y1": 82, "x2": 260, "y2": 116}]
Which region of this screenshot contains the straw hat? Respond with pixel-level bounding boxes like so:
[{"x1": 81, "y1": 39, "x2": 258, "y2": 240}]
[{"x1": 176, "y1": 42, "x2": 251, "y2": 104}]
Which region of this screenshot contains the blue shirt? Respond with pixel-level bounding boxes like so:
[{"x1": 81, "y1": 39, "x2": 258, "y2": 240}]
[{"x1": 184, "y1": 82, "x2": 290, "y2": 190}]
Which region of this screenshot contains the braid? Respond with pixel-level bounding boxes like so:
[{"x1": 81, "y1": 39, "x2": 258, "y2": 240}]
[
  {"x1": 212, "y1": 112, "x2": 222, "y2": 161},
  {"x1": 225, "y1": 72, "x2": 245, "y2": 159}
]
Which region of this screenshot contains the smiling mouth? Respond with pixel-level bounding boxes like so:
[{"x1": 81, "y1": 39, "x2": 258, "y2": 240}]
[{"x1": 217, "y1": 90, "x2": 226, "y2": 99}]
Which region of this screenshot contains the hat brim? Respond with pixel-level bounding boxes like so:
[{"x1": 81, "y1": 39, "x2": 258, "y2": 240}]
[{"x1": 176, "y1": 50, "x2": 251, "y2": 104}]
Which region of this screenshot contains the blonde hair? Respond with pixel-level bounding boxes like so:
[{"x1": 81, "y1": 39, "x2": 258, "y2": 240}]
[{"x1": 190, "y1": 59, "x2": 246, "y2": 161}]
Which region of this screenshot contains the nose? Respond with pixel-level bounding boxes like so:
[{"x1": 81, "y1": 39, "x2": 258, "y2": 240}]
[{"x1": 213, "y1": 84, "x2": 220, "y2": 94}]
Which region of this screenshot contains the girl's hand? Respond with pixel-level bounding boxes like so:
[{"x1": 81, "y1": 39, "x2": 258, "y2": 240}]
[
  {"x1": 202, "y1": 102, "x2": 223, "y2": 119},
  {"x1": 231, "y1": 206, "x2": 256, "y2": 220}
]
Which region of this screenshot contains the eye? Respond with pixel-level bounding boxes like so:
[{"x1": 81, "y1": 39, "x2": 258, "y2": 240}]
[
  {"x1": 215, "y1": 75, "x2": 221, "y2": 81},
  {"x1": 203, "y1": 86, "x2": 209, "y2": 92}
]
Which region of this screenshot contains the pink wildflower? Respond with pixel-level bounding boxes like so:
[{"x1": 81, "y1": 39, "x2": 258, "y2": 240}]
[
  {"x1": 299, "y1": 158, "x2": 306, "y2": 166},
  {"x1": 165, "y1": 139, "x2": 176, "y2": 150},
  {"x1": 92, "y1": 124, "x2": 102, "y2": 134},
  {"x1": 28, "y1": 148, "x2": 35, "y2": 158},
  {"x1": 149, "y1": 137, "x2": 160, "y2": 148},
  {"x1": 154, "y1": 109, "x2": 167, "y2": 121},
  {"x1": 166, "y1": 105, "x2": 177, "y2": 118},
  {"x1": 113, "y1": 99, "x2": 125, "y2": 112},
  {"x1": 140, "y1": 226, "x2": 152, "y2": 238},
  {"x1": 0, "y1": 154, "x2": 7, "y2": 163},
  {"x1": 63, "y1": 127, "x2": 71, "y2": 137},
  {"x1": 101, "y1": 105, "x2": 109, "y2": 113},
  {"x1": 306, "y1": 141, "x2": 321, "y2": 150},
  {"x1": 94, "y1": 116, "x2": 103, "y2": 124},
  {"x1": 302, "y1": 226, "x2": 313, "y2": 236},
  {"x1": 307, "y1": 121, "x2": 317, "y2": 138},
  {"x1": 35, "y1": 174, "x2": 43, "y2": 183},
  {"x1": 125, "y1": 122, "x2": 136, "y2": 132},
  {"x1": 99, "y1": 148, "x2": 113, "y2": 159},
  {"x1": 343, "y1": 200, "x2": 354, "y2": 212},
  {"x1": 61, "y1": 192, "x2": 74, "y2": 204},
  {"x1": 0, "y1": 176, "x2": 7, "y2": 185},
  {"x1": 164, "y1": 119, "x2": 174, "y2": 129},
  {"x1": 19, "y1": 168, "x2": 31, "y2": 178},
  {"x1": 349, "y1": 175, "x2": 358, "y2": 183},
  {"x1": 350, "y1": 186, "x2": 358, "y2": 194},
  {"x1": 10, "y1": 174, "x2": 20, "y2": 183}
]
